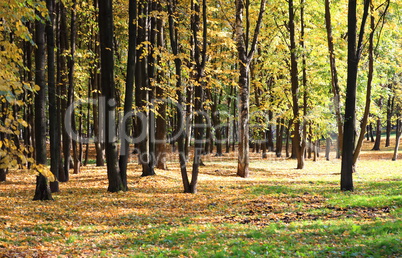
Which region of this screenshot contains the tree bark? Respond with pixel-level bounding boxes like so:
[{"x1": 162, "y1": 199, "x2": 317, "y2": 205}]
[
  {"x1": 118, "y1": 0, "x2": 137, "y2": 188},
  {"x1": 69, "y1": 0, "x2": 80, "y2": 175},
  {"x1": 167, "y1": 0, "x2": 190, "y2": 192},
  {"x1": 276, "y1": 118, "x2": 284, "y2": 157},
  {"x1": 59, "y1": 1, "x2": 70, "y2": 182},
  {"x1": 46, "y1": 0, "x2": 60, "y2": 193},
  {"x1": 98, "y1": 0, "x2": 125, "y2": 192},
  {"x1": 289, "y1": 0, "x2": 305, "y2": 169},
  {"x1": 155, "y1": 2, "x2": 168, "y2": 170},
  {"x1": 136, "y1": 0, "x2": 155, "y2": 177},
  {"x1": 392, "y1": 118, "x2": 401, "y2": 161},
  {"x1": 325, "y1": 0, "x2": 343, "y2": 159},
  {"x1": 341, "y1": 0, "x2": 369, "y2": 191},
  {"x1": 385, "y1": 93, "x2": 394, "y2": 147},
  {"x1": 236, "y1": 0, "x2": 266, "y2": 177},
  {"x1": 33, "y1": 12, "x2": 53, "y2": 201},
  {"x1": 189, "y1": 0, "x2": 208, "y2": 193},
  {"x1": 353, "y1": 7, "x2": 375, "y2": 164},
  {"x1": 93, "y1": 0, "x2": 105, "y2": 167},
  {"x1": 225, "y1": 86, "x2": 234, "y2": 153},
  {"x1": 372, "y1": 118, "x2": 382, "y2": 150},
  {"x1": 325, "y1": 137, "x2": 331, "y2": 161}
]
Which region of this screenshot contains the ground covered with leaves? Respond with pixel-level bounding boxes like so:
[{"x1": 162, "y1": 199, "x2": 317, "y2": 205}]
[{"x1": 1, "y1": 145, "x2": 401, "y2": 257}]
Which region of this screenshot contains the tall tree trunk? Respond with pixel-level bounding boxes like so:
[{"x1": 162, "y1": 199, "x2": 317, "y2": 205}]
[
  {"x1": 33, "y1": 12, "x2": 53, "y2": 201},
  {"x1": 59, "y1": 1, "x2": 70, "y2": 182},
  {"x1": 46, "y1": 0, "x2": 60, "y2": 193},
  {"x1": 189, "y1": 0, "x2": 208, "y2": 193},
  {"x1": 289, "y1": 0, "x2": 305, "y2": 169},
  {"x1": 118, "y1": 0, "x2": 137, "y2": 188},
  {"x1": 136, "y1": 0, "x2": 155, "y2": 177},
  {"x1": 167, "y1": 0, "x2": 190, "y2": 192},
  {"x1": 98, "y1": 0, "x2": 125, "y2": 192},
  {"x1": 69, "y1": 0, "x2": 80, "y2": 175},
  {"x1": 325, "y1": 0, "x2": 343, "y2": 159},
  {"x1": 154, "y1": 2, "x2": 168, "y2": 170},
  {"x1": 385, "y1": 92, "x2": 394, "y2": 147},
  {"x1": 93, "y1": 0, "x2": 105, "y2": 166},
  {"x1": 184, "y1": 84, "x2": 193, "y2": 159},
  {"x1": 341, "y1": 0, "x2": 369, "y2": 191},
  {"x1": 353, "y1": 5, "x2": 375, "y2": 164},
  {"x1": 23, "y1": 26, "x2": 34, "y2": 169},
  {"x1": 236, "y1": 0, "x2": 266, "y2": 177}
]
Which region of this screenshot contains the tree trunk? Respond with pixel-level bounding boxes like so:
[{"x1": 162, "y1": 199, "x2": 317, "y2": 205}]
[
  {"x1": 325, "y1": 0, "x2": 343, "y2": 159},
  {"x1": 184, "y1": 86, "x2": 193, "y2": 159},
  {"x1": 232, "y1": 88, "x2": 238, "y2": 152},
  {"x1": 136, "y1": 0, "x2": 155, "y2": 177},
  {"x1": 189, "y1": 0, "x2": 208, "y2": 193},
  {"x1": 392, "y1": 119, "x2": 401, "y2": 161},
  {"x1": 167, "y1": 0, "x2": 190, "y2": 192},
  {"x1": 353, "y1": 7, "x2": 375, "y2": 164},
  {"x1": 69, "y1": 0, "x2": 80, "y2": 175},
  {"x1": 366, "y1": 125, "x2": 370, "y2": 141},
  {"x1": 33, "y1": 12, "x2": 53, "y2": 201},
  {"x1": 288, "y1": 0, "x2": 302, "y2": 167},
  {"x1": 0, "y1": 130, "x2": 7, "y2": 181},
  {"x1": 369, "y1": 123, "x2": 375, "y2": 142},
  {"x1": 0, "y1": 169, "x2": 6, "y2": 182},
  {"x1": 118, "y1": 0, "x2": 137, "y2": 188},
  {"x1": 276, "y1": 118, "x2": 284, "y2": 157},
  {"x1": 341, "y1": 0, "x2": 369, "y2": 191},
  {"x1": 237, "y1": 61, "x2": 250, "y2": 177},
  {"x1": 372, "y1": 118, "x2": 382, "y2": 150},
  {"x1": 98, "y1": 0, "x2": 125, "y2": 192},
  {"x1": 155, "y1": 2, "x2": 168, "y2": 170},
  {"x1": 267, "y1": 111, "x2": 274, "y2": 152},
  {"x1": 59, "y1": 1, "x2": 70, "y2": 183},
  {"x1": 285, "y1": 121, "x2": 291, "y2": 158},
  {"x1": 225, "y1": 86, "x2": 234, "y2": 153},
  {"x1": 93, "y1": 0, "x2": 105, "y2": 167},
  {"x1": 236, "y1": 0, "x2": 266, "y2": 177},
  {"x1": 46, "y1": 0, "x2": 60, "y2": 193},
  {"x1": 325, "y1": 137, "x2": 331, "y2": 161},
  {"x1": 385, "y1": 93, "x2": 394, "y2": 147}
]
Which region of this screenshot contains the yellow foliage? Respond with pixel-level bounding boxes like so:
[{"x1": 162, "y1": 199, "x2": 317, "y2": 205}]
[{"x1": 31, "y1": 164, "x2": 56, "y2": 182}]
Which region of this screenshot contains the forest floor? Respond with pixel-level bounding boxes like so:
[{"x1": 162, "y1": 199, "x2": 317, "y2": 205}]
[{"x1": 0, "y1": 139, "x2": 401, "y2": 257}]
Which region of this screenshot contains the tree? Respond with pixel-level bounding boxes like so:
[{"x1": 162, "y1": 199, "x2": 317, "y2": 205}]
[
  {"x1": 154, "y1": 0, "x2": 168, "y2": 170},
  {"x1": 33, "y1": 10, "x2": 53, "y2": 201},
  {"x1": 341, "y1": 0, "x2": 370, "y2": 191},
  {"x1": 119, "y1": 0, "x2": 137, "y2": 187},
  {"x1": 98, "y1": 0, "x2": 126, "y2": 192},
  {"x1": 325, "y1": 0, "x2": 343, "y2": 159},
  {"x1": 287, "y1": 0, "x2": 307, "y2": 169},
  {"x1": 236, "y1": 0, "x2": 266, "y2": 177},
  {"x1": 392, "y1": 115, "x2": 402, "y2": 161},
  {"x1": 188, "y1": 0, "x2": 208, "y2": 193},
  {"x1": 46, "y1": 0, "x2": 60, "y2": 193}
]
